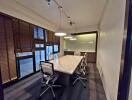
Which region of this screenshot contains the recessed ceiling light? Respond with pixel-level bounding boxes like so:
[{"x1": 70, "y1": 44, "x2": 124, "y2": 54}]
[
  {"x1": 55, "y1": 32, "x2": 67, "y2": 36},
  {"x1": 64, "y1": 35, "x2": 73, "y2": 39},
  {"x1": 70, "y1": 38, "x2": 77, "y2": 40}
]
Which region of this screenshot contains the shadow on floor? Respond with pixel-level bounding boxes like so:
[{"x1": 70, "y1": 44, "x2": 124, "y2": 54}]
[{"x1": 4, "y1": 63, "x2": 107, "y2": 100}]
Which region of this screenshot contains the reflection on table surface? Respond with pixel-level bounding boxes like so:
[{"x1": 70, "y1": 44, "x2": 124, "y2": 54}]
[{"x1": 50, "y1": 55, "x2": 83, "y2": 74}]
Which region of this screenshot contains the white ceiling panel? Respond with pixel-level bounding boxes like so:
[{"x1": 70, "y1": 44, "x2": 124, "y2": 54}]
[{"x1": 13, "y1": 0, "x2": 106, "y2": 31}]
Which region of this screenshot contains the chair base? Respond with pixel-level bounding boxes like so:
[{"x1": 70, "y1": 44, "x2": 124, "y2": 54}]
[
  {"x1": 40, "y1": 84, "x2": 62, "y2": 98},
  {"x1": 73, "y1": 76, "x2": 87, "y2": 88}
]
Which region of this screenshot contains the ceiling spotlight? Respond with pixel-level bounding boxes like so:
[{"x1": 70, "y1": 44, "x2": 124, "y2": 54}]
[{"x1": 46, "y1": 0, "x2": 51, "y2": 5}]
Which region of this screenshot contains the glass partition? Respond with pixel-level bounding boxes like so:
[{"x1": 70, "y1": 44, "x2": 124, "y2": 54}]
[{"x1": 64, "y1": 33, "x2": 96, "y2": 52}]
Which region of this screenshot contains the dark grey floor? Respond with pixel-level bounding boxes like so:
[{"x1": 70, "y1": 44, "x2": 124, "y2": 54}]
[{"x1": 4, "y1": 63, "x2": 107, "y2": 100}]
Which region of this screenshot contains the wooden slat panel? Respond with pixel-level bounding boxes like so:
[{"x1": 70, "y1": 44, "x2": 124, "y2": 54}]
[
  {"x1": 20, "y1": 21, "x2": 33, "y2": 52},
  {"x1": 0, "y1": 16, "x2": 10, "y2": 83},
  {"x1": 5, "y1": 18, "x2": 17, "y2": 80},
  {"x1": 30, "y1": 24, "x2": 35, "y2": 51},
  {"x1": 46, "y1": 30, "x2": 53, "y2": 44},
  {"x1": 12, "y1": 19, "x2": 21, "y2": 52},
  {"x1": 53, "y1": 33, "x2": 60, "y2": 44},
  {"x1": 0, "y1": 67, "x2": 4, "y2": 100}
]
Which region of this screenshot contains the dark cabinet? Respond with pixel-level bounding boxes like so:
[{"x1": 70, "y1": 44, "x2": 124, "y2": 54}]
[{"x1": 0, "y1": 15, "x2": 17, "y2": 83}]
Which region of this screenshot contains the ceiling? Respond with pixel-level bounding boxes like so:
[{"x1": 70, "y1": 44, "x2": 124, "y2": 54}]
[{"x1": 1, "y1": 0, "x2": 107, "y2": 32}]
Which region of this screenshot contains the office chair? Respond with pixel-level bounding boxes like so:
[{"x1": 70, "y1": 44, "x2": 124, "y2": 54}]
[
  {"x1": 72, "y1": 55, "x2": 88, "y2": 88},
  {"x1": 39, "y1": 61, "x2": 61, "y2": 98}
]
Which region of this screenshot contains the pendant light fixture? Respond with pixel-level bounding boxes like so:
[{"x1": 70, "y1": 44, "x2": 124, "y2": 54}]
[{"x1": 55, "y1": 6, "x2": 66, "y2": 36}]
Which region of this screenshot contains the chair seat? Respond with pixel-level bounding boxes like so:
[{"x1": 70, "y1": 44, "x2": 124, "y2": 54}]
[{"x1": 43, "y1": 73, "x2": 59, "y2": 84}]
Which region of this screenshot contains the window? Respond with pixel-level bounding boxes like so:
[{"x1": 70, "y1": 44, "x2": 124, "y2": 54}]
[
  {"x1": 35, "y1": 43, "x2": 45, "y2": 71},
  {"x1": 53, "y1": 44, "x2": 59, "y2": 53},
  {"x1": 35, "y1": 50, "x2": 45, "y2": 71},
  {"x1": 38, "y1": 28, "x2": 44, "y2": 39},
  {"x1": 34, "y1": 27, "x2": 45, "y2": 39},
  {"x1": 16, "y1": 52, "x2": 34, "y2": 78},
  {"x1": 46, "y1": 45, "x2": 53, "y2": 60},
  {"x1": 19, "y1": 58, "x2": 34, "y2": 78}
]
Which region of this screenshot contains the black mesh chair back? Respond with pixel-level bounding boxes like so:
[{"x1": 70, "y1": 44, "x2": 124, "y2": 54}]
[
  {"x1": 40, "y1": 61, "x2": 54, "y2": 77},
  {"x1": 39, "y1": 61, "x2": 61, "y2": 98}
]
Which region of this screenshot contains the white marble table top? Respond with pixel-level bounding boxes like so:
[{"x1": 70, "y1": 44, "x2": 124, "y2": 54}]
[{"x1": 50, "y1": 55, "x2": 83, "y2": 74}]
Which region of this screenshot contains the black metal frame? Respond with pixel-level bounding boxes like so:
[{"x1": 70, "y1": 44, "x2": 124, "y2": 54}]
[
  {"x1": 0, "y1": 67, "x2": 4, "y2": 100},
  {"x1": 118, "y1": 0, "x2": 132, "y2": 100}
]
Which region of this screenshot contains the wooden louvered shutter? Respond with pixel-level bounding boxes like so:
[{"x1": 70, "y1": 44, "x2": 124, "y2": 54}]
[
  {"x1": 5, "y1": 18, "x2": 17, "y2": 80},
  {"x1": 19, "y1": 21, "x2": 33, "y2": 52},
  {"x1": 12, "y1": 19, "x2": 21, "y2": 52},
  {"x1": 53, "y1": 34, "x2": 60, "y2": 44},
  {"x1": 46, "y1": 30, "x2": 53, "y2": 44},
  {"x1": 0, "y1": 16, "x2": 10, "y2": 83}
]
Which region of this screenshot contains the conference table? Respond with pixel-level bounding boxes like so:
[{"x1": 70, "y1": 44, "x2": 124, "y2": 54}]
[
  {"x1": 50, "y1": 55, "x2": 83, "y2": 85},
  {"x1": 50, "y1": 55, "x2": 83, "y2": 74}
]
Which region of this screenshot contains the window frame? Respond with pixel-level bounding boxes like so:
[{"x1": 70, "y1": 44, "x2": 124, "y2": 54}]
[
  {"x1": 45, "y1": 44, "x2": 54, "y2": 61},
  {"x1": 53, "y1": 44, "x2": 60, "y2": 53},
  {"x1": 34, "y1": 26, "x2": 45, "y2": 40},
  {"x1": 16, "y1": 52, "x2": 35, "y2": 79}
]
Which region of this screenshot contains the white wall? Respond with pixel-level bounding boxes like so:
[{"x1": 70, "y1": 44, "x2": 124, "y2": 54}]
[
  {"x1": 129, "y1": 73, "x2": 132, "y2": 100},
  {"x1": 97, "y1": 0, "x2": 126, "y2": 100}
]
